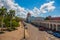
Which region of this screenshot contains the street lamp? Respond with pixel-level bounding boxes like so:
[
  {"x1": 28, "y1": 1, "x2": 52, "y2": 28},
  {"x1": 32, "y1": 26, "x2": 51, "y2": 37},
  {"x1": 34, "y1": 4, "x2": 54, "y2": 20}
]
[
  {"x1": 23, "y1": 24, "x2": 25, "y2": 39},
  {"x1": 22, "y1": 21, "x2": 26, "y2": 40}
]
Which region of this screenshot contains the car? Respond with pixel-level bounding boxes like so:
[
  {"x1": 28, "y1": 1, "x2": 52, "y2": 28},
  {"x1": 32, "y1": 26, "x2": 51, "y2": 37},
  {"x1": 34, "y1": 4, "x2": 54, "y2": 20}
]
[
  {"x1": 39, "y1": 27, "x2": 45, "y2": 31},
  {"x1": 46, "y1": 30, "x2": 53, "y2": 34},
  {"x1": 53, "y1": 32, "x2": 60, "y2": 38}
]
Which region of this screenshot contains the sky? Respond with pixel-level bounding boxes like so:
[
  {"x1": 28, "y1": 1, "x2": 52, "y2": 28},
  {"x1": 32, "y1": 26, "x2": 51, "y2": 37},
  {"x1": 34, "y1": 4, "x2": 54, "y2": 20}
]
[{"x1": 0, "y1": 0, "x2": 60, "y2": 18}]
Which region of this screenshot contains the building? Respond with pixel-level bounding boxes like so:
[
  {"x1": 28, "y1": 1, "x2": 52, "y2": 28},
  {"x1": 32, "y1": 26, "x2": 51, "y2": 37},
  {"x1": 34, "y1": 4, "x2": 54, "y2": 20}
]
[
  {"x1": 40, "y1": 16, "x2": 60, "y2": 32},
  {"x1": 30, "y1": 17, "x2": 44, "y2": 21},
  {"x1": 51, "y1": 17, "x2": 60, "y2": 20},
  {"x1": 30, "y1": 17, "x2": 44, "y2": 26},
  {"x1": 31, "y1": 16, "x2": 60, "y2": 32},
  {"x1": 40, "y1": 20, "x2": 60, "y2": 32},
  {"x1": 26, "y1": 12, "x2": 31, "y2": 23},
  {"x1": 47, "y1": 16, "x2": 60, "y2": 20}
]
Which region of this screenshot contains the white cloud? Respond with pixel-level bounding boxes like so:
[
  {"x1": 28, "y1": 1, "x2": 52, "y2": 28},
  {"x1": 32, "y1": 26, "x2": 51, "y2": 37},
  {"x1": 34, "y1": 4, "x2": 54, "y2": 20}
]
[
  {"x1": 0, "y1": 0, "x2": 27, "y2": 18},
  {"x1": 40, "y1": 1, "x2": 55, "y2": 13},
  {"x1": 33, "y1": 7, "x2": 40, "y2": 14},
  {"x1": 31, "y1": 1, "x2": 55, "y2": 16},
  {"x1": 0, "y1": 0, "x2": 55, "y2": 18},
  {"x1": 31, "y1": 1, "x2": 55, "y2": 17}
]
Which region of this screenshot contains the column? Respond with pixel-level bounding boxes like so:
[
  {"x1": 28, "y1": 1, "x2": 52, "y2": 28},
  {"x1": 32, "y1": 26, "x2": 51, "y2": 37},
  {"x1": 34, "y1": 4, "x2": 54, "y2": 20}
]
[
  {"x1": 49, "y1": 23, "x2": 50, "y2": 29},
  {"x1": 56, "y1": 24, "x2": 58, "y2": 31}
]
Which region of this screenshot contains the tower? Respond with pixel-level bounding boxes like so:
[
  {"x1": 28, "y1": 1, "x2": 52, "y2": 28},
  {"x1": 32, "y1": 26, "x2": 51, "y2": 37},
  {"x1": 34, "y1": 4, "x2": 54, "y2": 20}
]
[{"x1": 26, "y1": 12, "x2": 31, "y2": 23}]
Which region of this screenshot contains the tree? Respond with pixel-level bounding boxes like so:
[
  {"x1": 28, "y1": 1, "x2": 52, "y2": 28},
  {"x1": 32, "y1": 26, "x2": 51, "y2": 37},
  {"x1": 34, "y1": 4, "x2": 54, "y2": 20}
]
[
  {"x1": 45, "y1": 16, "x2": 51, "y2": 20},
  {"x1": 0, "y1": 6, "x2": 7, "y2": 32},
  {"x1": 0, "y1": 6, "x2": 20, "y2": 32},
  {"x1": 9, "y1": 10, "x2": 15, "y2": 29},
  {"x1": 44, "y1": 17, "x2": 50, "y2": 20}
]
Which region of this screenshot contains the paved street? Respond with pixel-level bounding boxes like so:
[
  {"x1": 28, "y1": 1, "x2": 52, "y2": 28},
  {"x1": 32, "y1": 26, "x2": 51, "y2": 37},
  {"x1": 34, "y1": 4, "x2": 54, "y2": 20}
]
[
  {"x1": 25, "y1": 23, "x2": 47, "y2": 40},
  {"x1": 25, "y1": 23, "x2": 60, "y2": 40}
]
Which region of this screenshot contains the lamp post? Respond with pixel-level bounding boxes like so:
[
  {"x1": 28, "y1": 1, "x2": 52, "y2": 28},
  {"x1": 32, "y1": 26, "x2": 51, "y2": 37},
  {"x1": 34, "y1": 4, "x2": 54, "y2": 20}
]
[
  {"x1": 23, "y1": 24, "x2": 25, "y2": 39},
  {"x1": 22, "y1": 21, "x2": 26, "y2": 40}
]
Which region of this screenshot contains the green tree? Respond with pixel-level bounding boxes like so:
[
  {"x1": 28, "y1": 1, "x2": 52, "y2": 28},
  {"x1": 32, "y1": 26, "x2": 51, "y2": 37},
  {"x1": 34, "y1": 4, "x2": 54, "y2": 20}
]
[
  {"x1": 0, "y1": 6, "x2": 7, "y2": 32},
  {"x1": 44, "y1": 17, "x2": 50, "y2": 20},
  {"x1": 9, "y1": 10, "x2": 15, "y2": 29}
]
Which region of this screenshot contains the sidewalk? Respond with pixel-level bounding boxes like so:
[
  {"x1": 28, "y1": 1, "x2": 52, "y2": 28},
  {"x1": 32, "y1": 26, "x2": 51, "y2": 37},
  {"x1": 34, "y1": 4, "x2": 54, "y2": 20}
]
[{"x1": 0, "y1": 22, "x2": 29, "y2": 40}]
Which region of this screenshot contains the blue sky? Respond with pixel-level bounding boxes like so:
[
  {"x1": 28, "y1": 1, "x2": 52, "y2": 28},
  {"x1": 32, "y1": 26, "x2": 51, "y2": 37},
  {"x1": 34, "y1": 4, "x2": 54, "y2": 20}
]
[
  {"x1": 14, "y1": 0, "x2": 60, "y2": 17},
  {"x1": 15, "y1": 0, "x2": 46, "y2": 9},
  {"x1": 0, "y1": 0, "x2": 60, "y2": 18}
]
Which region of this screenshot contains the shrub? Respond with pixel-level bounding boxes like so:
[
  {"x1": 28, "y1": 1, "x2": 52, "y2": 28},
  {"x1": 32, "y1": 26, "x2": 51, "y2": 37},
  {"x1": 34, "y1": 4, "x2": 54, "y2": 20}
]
[
  {"x1": 4, "y1": 18, "x2": 10, "y2": 27},
  {"x1": 12, "y1": 20, "x2": 19, "y2": 27},
  {"x1": 7, "y1": 27, "x2": 13, "y2": 31}
]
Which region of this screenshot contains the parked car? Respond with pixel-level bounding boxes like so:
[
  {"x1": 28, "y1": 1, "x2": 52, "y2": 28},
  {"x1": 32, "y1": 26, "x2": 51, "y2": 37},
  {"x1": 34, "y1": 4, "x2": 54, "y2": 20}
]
[
  {"x1": 46, "y1": 30, "x2": 53, "y2": 34},
  {"x1": 53, "y1": 32, "x2": 60, "y2": 38},
  {"x1": 39, "y1": 27, "x2": 45, "y2": 31}
]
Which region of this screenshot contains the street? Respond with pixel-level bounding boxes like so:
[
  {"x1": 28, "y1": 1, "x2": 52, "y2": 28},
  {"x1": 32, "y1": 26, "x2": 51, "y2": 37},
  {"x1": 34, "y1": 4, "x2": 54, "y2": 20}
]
[
  {"x1": 25, "y1": 23, "x2": 47, "y2": 40},
  {"x1": 24, "y1": 23, "x2": 60, "y2": 40}
]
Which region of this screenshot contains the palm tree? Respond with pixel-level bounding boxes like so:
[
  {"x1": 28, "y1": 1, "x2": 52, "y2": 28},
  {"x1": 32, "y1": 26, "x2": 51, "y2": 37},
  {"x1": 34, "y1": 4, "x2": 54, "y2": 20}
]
[
  {"x1": 0, "y1": 6, "x2": 7, "y2": 32},
  {"x1": 9, "y1": 10, "x2": 15, "y2": 29}
]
